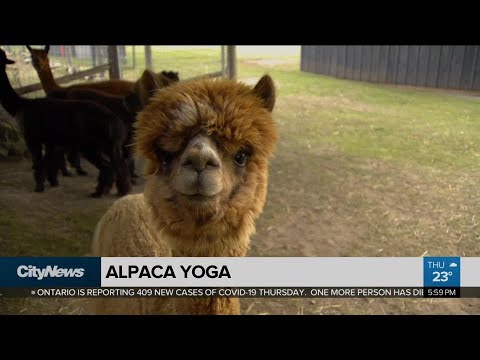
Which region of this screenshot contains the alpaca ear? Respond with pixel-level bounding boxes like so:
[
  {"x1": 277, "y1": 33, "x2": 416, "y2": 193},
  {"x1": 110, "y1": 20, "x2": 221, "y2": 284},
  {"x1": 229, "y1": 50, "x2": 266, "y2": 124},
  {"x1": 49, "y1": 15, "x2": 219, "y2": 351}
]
[
  {"x1": 161, "y1": 70, "x2": 180, "y2": 82},
  {"x1": 140, "y1": 69, "x2": 159, "y2": 93},
  {"x1": 45, "y1": 45, "x2": 50, "y2": 53},
  {"x1": 26, "y1": 45, "x2": 33, "y2": 53},
  {"x1": 252, "y1": 75, "x2": 275, "y2": 112},
  {"x1": 156, "y1": 73, "x2": 175, "y2": 87}
]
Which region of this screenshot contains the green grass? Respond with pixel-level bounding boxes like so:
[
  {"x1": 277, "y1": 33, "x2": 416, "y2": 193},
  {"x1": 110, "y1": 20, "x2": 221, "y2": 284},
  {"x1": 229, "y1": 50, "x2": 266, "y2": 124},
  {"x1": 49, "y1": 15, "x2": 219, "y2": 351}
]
[
  {"x1": 119, "y1": 46, "x2": 223, "y2": 81},
  {"x1": 237, "y1": 61, "x2": 480, "y2": 171}
]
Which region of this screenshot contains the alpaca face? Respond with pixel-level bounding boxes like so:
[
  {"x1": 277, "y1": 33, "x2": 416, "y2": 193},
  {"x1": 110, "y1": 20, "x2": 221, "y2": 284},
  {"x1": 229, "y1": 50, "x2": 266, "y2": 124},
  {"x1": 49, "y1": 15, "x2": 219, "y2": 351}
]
[
  {"x1": 136, "y1": 75, "x2": 278, "y2": 243},
  {"x1": 125, "y1": 70, "x2": 179, "y2": 116},
  {"x1": 26, "y1": 46, "x2": 50, "y2": 74}
]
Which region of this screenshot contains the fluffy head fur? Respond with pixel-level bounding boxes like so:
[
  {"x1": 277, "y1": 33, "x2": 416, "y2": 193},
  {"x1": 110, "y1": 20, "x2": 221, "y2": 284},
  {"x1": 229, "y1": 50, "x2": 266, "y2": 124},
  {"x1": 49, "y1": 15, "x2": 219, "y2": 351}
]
[{"x1": 135, "y1": 75, "x2": 278, "y2": 257}]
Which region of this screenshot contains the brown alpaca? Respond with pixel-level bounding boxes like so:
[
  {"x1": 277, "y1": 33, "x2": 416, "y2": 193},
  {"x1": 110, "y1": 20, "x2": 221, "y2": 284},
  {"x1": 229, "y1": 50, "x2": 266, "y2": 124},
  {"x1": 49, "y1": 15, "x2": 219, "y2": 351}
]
[
  {"x1": 27, "y1": 46, "x2": 180, "y2": 97},
  {"x1": 26, "y1": 46, "x2": 134, "y2": 96},
  {"x1": 91, "y1": 75, "x2": 278, "y2": 315}
]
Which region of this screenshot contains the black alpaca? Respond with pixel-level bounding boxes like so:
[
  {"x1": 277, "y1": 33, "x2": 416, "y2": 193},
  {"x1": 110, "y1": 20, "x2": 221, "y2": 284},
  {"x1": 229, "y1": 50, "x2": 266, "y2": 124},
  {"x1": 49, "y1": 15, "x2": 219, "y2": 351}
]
[
  {"x1": 124, "y1": 69, "x2": 180, "y2": 116},
  {"x1": 0, "y1": 49, "x2": 131, "y2": 197},
  {"x1": 48, "y1": 87, "x2": 139, "y2": 181},
  {"x1": 58, "y1": 151, "x2": 87, "y2": 177},
  {"x1": 46, "y1": 71, "x2": 179, "y2": 181},
  {"x1": 160, "y1": 71, "x2": 180, "y2": 82},
  {"x1": 51, "y1": 71, "x2": 180, "y2": 180},
  {"x1": 26, "y1": 46, "x2": 180, "y2": 181}
]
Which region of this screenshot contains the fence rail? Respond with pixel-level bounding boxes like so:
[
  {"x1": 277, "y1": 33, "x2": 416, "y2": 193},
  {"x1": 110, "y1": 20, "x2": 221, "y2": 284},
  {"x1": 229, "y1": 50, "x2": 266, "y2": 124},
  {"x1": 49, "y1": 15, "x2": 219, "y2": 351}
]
[
  {"x1": 15, "y1": 64, "x2": 111, "y2": 95},
  {"x1": 301, "y1": 46, "x2": 480, "y2": 91}
]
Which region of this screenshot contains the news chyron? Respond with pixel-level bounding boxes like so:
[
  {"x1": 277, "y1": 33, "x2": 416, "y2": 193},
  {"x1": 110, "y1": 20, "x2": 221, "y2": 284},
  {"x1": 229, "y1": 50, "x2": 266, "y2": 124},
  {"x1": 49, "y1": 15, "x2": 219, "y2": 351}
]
[{"x1": 0, "y1": 256, "x2": 478, "y2": 299}]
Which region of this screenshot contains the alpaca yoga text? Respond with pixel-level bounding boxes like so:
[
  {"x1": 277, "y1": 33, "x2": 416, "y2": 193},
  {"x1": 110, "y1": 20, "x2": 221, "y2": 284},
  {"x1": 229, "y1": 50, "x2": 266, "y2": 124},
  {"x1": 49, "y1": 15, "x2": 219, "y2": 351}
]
[{"x1": 106, "y1": 264, "x2": 231, "y2": 278}]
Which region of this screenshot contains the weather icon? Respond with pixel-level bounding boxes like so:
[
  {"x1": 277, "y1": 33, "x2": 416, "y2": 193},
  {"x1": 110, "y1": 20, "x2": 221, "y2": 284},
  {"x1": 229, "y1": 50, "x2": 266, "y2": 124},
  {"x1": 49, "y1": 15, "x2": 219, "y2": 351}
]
[{"x1": 449, "y1": 262, "x2": 458, "y2": 268}]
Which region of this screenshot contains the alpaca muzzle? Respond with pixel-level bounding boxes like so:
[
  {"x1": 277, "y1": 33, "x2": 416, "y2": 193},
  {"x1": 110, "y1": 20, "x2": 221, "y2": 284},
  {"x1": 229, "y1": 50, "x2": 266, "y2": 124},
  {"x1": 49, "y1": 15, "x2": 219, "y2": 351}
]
[{"x1": 173, "y1": 134, "x2": 223, "y2": 197}]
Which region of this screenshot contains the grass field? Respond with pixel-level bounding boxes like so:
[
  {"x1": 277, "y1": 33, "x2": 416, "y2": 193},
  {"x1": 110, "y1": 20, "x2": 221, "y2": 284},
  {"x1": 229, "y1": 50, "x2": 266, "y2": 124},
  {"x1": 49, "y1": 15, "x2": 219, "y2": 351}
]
[{"x1": 1, "y1": 46, "x2": 479, "y2": 314}]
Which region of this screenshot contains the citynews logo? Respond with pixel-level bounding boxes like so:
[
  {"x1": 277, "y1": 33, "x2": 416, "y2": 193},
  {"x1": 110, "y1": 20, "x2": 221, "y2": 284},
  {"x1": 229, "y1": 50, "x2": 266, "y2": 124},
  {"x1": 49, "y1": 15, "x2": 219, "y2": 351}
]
[{"x1": 17, "y1": 265, "x2": 85, "y2": 280}]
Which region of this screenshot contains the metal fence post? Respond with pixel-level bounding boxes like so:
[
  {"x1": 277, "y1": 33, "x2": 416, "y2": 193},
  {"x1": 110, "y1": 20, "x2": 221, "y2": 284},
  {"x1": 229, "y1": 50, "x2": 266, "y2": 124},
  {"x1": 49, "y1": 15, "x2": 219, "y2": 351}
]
[
  {"x1": 221, "y1": 46, "x2": 226, "y2": 77},
  {"x1": 145, "y1": 46, "x2": 153, "y2": 71},
  {"x1": 227, "y1": 46, "x2": 237, "y2": 80},
  {"x1": 91, "y1": 45, "x2": 97, "y2": 67},
  {"x1": 108, "y1": 45, "x2": 121, "y2": 80}
]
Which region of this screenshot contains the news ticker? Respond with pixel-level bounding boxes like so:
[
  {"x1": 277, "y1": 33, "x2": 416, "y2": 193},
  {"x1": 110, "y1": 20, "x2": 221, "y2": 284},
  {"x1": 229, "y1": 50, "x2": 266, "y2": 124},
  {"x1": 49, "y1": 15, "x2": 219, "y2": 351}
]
[
  {"x1": 0, "y1": 256, "x2": 478, "y2": 299},
  {"x1": 1, "y1": 287, "x2": 479, "y2": 298}
]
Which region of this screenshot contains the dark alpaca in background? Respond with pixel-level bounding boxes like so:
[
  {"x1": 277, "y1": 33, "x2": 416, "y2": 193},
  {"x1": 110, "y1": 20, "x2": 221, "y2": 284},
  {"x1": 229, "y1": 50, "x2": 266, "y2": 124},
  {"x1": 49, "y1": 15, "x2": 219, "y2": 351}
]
[
  {"x1": 0, "y1": 49, "x2": 131, "y2": 197},
  {"x1": 124, "y1": 69, "x2": 179, "y2": 115},
  {"x1": 27, "y1": 46, "x2": 180, "y2": 180},
  {"x1": 159, "y1": 70, "x2": 180, "y2": 82},
  {"x1": 46, "y1": 75, "x2": 179, "y2": 181},
  {"x1": 48, "y1": 87, "x2": 139, "y2": 181}
]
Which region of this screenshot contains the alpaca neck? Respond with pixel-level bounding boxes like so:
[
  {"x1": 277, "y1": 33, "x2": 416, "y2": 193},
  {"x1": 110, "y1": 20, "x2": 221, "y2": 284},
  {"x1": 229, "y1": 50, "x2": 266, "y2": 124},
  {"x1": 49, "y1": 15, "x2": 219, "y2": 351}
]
[
  {"x1": 169, "y1": 231, "x2": 250, "y2": 315},
  {"x1": 0, "y1": 68, "x2": 21, "y2": 116},
  {"x1": 171, "y1": 243, "x2": 248, "y2": 258},
  {"x1": 172, "y1": 244, "x2": 246, "y2": 315},
  {"x1": 35, "y1": 66, "x2": 60, "y2": 94},
  {"x1": 145, "y1": 183, "x2": 256, "y2": 315},
  {"x1": 163, "y1": 213, "x2": 255, "y2": 258}
]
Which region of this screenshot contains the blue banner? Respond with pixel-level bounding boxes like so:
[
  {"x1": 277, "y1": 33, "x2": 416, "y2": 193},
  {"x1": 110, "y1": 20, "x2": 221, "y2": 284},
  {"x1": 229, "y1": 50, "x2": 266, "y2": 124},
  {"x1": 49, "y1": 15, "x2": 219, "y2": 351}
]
[
  {"x1": 423, "y1": 257, "x2": 460, "y2": 287},
  {"x1": 0, "y1": 257, "x2": 100, "y2": 287}
]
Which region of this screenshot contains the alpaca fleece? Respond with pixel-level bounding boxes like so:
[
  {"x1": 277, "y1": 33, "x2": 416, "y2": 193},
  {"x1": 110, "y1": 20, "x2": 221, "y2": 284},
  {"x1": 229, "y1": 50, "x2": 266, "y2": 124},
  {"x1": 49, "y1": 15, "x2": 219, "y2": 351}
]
[{"x1": 92, "y1": 75, "x2": 277, "y2": 314}]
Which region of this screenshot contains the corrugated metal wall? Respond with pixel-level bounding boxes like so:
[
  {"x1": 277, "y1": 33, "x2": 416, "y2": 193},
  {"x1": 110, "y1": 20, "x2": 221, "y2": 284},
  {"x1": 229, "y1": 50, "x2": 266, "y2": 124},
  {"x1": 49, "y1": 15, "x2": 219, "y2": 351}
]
[{"x1": 301, "y1": 46, "x2": 480, "y2": 90}]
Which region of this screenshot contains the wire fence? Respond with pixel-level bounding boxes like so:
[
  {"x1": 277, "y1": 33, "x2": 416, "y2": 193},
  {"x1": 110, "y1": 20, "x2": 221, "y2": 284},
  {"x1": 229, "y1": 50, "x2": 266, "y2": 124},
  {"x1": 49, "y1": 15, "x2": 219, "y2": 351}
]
[
  {"x1": 1, "y1": 45, "x2": 224, "y2": 99},
  {"x1": 119, "y1": 46, "x2": 224, "y2": 81}
]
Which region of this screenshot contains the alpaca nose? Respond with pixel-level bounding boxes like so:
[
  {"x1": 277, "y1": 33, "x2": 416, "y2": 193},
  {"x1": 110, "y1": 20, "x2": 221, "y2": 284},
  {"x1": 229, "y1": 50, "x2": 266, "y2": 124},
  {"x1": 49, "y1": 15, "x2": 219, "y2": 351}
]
[{"x1": 181, "y1": 136, "x2": 220, "y2": 173}]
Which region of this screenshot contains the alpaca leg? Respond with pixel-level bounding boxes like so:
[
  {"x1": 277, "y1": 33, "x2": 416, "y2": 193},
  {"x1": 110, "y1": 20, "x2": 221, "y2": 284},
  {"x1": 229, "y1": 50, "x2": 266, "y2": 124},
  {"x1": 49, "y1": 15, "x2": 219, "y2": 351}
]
[
  {"x1": 28, "y1": 142, "x2": 45, "y2": 192},
  {"x1": 67, "y1": 150, "x2": 88, "y2": 176},
  {"x1": 125, "y1": 129, "x2": 138, "y2": 181},
  {"x1": 128, "y1": 158, "x2": 137, "y2": 184},
  {"x1": 60, "y1": 159, "x2": 73, "y2": 177},
  {"x1": 57, "y1": 148, "x2": 73, "y2": 177},
  {"x1": 83, "y1": 151, "x2": 114, "y2": 198},
  {"x1": 113, "y1": 146, "x2": 132, "y2": 196},
  {"x1": 45, "y1": 144, "x2": 59, "y2": 187},
  {"x1": 125, "y1": 145, "x2": 138, "y2": 184}
]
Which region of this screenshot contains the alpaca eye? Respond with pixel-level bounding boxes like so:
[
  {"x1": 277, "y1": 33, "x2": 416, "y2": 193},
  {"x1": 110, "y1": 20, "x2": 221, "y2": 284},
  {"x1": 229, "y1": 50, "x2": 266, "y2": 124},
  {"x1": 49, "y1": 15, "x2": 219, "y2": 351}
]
[
  {"x1": 161, "y1": 153, "x2": 173, "y2": 167},
  {"x1": 155, "y1": 148, "x2": 173, "y2": 167},
  {"x1": 233, "y1": 151, "x2": 248, "y2": 167}
]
